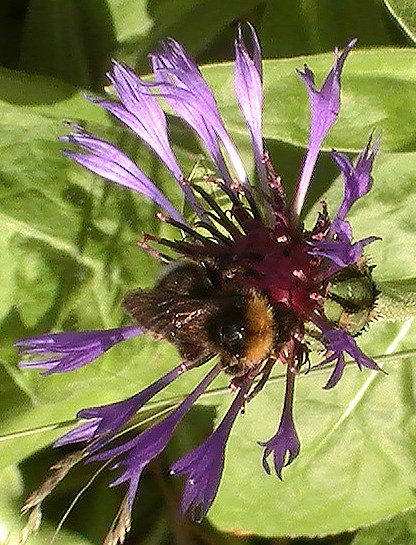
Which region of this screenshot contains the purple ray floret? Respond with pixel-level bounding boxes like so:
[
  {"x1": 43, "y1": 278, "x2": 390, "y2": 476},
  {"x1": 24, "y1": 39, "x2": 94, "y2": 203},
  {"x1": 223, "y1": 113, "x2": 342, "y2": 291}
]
[
  {"x1": 308, "y1": 234, "x2": 379, "y2": 277},
  {"x1": 293, "y1": 39, "x2": 357, "y2": 218},
  {"x1": 55, "y1": 362, "x2": 189, "y2": 449},
  {"x1": 149, "y1": 39, "x2": 247, "y2": 185},
  {"x1": 16, "y1": 326, "x2": 141, "y2": 375},
  {"x1": 55, "y1": 420, "x2": 101, "y2": 447},
  {"x1": 234, "y1": 23, "x2": 265, "y2": 189},
  {"x1": 98, "y1": 60, "x2": 183, "y2": 181},
  {"x1": 307, "y1": 134, "x2": 381, "y2": 276},
  {"x1": 89, "y1": 365, "x2": 220, "y2": 512},
  {"x1": 317, "y1": 328, "x2": 383, "y2": 389},
  {"x1": 61, "y1": 125, "x2": 186, "y2": 225},
  {"x1": 259, "y1": 369, "x2": 300, "y2": 478},
  {"x1": 170, "y1": 378, "x2": 252, "y2": 521},
  {"x1": 332, "y1": 134, "x2": 380, "y2": 224}
]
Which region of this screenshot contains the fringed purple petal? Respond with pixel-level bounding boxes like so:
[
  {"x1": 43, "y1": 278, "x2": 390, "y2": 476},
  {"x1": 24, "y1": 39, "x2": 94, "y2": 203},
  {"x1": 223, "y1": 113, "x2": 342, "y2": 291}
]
[
  {"x1": 234, "y1": 23, "x2": 266, "y2": 189},
  {"x1": 292, "y1": 40, "x2": 357, "y2": 219},
  {"x1": 147, "y1": 74, "x2": 231, "y2": 183},
  {"x1": 307, "y1": 133, "x2": 381, "y2": 276},
  {"x1": 317, "y1": 327, "x2": 383, "y2": 389},
  {"x1": 332, "y1": 134, "x2": 380, "y2": 224},
  {"x1": 55, "y1": 362, "x2": 189, "y2": 449},
  {"x1": 149, "y1": 39, "x2": 247, "y2": 186},
  {"x1": 91, "y1": 62, "x2": 203, "y2": 218},
  {"x1": 90, "y1": 364, "x2": 220, "y2": 513},
  {"x1": 259, "y1": 369, "x2": 300, "y2": 479},
  {"x1": 152, "y1": 38, "x2": 218, "y2": 112},
  {"x1": 55, "y1": 420, "x2": 100, "y2": 447},
  {"x1": 170, "y1": 377, "x2": 252, "y2": 522},
  {"x1": 308, "y1": 235, "x2": 380, "y2": 277},
  {"x1": 16, "y1": 326, "x2": 141, "y2": 375},
  {"x1": 145, "y1": 79, "x2": 231, "y2": 184},
  {"x1": 89, "y1": 97, "x2": 181, "y2": 181},
  {"x1": 102, "y1": 61, "x2": 183, "y2": 180},
  {"x1": 61, "y1": 125, "x2": 185, "y2": 224}
]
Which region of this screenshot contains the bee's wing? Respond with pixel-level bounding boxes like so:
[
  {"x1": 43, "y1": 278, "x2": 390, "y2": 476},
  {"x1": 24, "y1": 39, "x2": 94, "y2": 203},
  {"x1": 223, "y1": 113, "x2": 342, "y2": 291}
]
[{"x1": 123, "y1": 289, "x2": 217, "y2": 363}]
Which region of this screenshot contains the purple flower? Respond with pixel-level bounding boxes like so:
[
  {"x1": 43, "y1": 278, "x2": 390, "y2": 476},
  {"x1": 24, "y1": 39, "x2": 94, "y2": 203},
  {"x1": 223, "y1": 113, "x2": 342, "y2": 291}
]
[
  {"x1": 17, "y1": 24, "x2": 383, "y2": 542},
  {"x1": 170, "y1": 376, "x2": 253, "y2": 521},
  {"x1": 292, "y1": 39, "x2": 357, "y2": 219},
  {"x1": 259, "y1": 368, "x2": 300, "y2": 478},
  {"x1": 317, "y1": 328, "x2": 383, "y2": 389},
  {"x1": 15, "y1": 326, "x2": 141, "y2": 375},
  {"x1": 54, "y1": 361, "x2": 190, "y2": 449}
]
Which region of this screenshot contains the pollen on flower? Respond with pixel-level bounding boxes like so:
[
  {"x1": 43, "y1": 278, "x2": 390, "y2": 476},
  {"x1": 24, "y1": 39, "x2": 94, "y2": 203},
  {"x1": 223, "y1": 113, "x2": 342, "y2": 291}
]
[{"x1": 15, "y1": 21, "x2": 383, "y2": 544}]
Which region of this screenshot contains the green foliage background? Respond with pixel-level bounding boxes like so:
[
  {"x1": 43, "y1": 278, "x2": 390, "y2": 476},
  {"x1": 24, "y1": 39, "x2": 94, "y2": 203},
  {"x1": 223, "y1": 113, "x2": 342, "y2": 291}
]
[{"x1": 1, "y1": 1, "x2": 416, "y2": 544}]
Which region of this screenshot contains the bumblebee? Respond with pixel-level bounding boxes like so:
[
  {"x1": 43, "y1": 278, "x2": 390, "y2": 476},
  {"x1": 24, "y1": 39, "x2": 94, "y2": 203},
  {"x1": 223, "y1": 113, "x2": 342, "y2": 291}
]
[{"x1": 123, "y1": 261, "x2": 299, "y2": 377}]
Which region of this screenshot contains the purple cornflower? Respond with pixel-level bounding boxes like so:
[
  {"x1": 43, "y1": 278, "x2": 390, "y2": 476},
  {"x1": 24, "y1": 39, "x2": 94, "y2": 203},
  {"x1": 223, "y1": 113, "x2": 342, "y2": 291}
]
[{"x1": 17, "y1": 24, "x2": 382, "y2": 543}]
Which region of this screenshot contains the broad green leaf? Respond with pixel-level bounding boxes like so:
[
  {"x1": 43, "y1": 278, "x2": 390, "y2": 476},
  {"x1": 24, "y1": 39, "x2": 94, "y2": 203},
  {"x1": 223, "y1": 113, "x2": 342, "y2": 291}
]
[
  {"x1": 0, "y1": 465, "x2": 23, "y2": 541},
  {"x1": 0, "y1": 66, "x2": 109, "y2": 116},
  {"x1": 141, "y1": 0, "x2": 260, "y2": 53},
  {"x1": 384, "y1": 0, "x2": 416, "y2": 44},
  {"x1": 259, "y1": 0, "x2": 394, "y2": 57},
  {"x1": 377, "y1": 278, "x2": 416, "y2": 321},
  {"x1": 19, "y1": 0, "x2": 116, "y2": 90},
  {"x1": 107, "y1": 0, "x2": 152, "y2": 44},
  {"x1": 113, "y1": 0, "x2": 262, "y2": 69},
  {"x1": 352, "y1": 508, "x2": 416, "y2": 545}
]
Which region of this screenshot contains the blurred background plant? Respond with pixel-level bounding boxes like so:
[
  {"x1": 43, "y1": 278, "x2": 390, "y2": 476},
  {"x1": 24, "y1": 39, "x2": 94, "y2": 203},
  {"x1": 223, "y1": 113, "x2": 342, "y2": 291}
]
[{"x1": 1, "y1": 1, "x2": 416, "y2": 544}]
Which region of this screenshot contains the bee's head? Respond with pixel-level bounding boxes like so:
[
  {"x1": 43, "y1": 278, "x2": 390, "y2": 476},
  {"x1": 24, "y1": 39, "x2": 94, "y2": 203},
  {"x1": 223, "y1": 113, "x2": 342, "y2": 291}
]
[{"x1": 207, "y1": 290, "x2": 275, "y2": 376}]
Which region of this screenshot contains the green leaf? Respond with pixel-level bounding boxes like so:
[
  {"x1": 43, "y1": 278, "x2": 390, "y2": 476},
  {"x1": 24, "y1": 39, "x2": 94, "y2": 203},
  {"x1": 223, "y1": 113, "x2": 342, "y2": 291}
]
[
  {"x1": 113, "y1": 0, "x2": 262, "y2": 69},
  {"x1": 352, "y1": 508, "x2": 416, "y2": 545},
  {"x1": 259, "y1": 0, "x2": 394, "y2": 57},
  {"x1": 384, "y1": 0, "x2": 416, "y2": 44},
  {"x1": 107, "y1": 0, "x2": 153, "y2": 45},
  {"x1": 19, "y1": 0, "x2": 116, "y2": 89},
  {"x1": 377, "y1": 278, "x2": 416, "y2": 321}
]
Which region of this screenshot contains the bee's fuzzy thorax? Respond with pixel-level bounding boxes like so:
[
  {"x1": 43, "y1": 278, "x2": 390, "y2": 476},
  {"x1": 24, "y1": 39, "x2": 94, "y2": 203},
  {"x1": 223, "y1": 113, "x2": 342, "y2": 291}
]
[{"x1": 242, "y1": 290, "x2": 275, "y2": 364}]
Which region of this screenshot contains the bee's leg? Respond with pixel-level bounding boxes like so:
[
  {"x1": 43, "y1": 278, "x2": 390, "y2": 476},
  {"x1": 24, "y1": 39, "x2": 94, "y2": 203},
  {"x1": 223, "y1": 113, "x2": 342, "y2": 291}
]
[
  {"x1": 221, "y1": 356, "x2": 251, "y2": 377},
  {"x1": 246, "y1": 356, "x2": 277, "y2": 402}
]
